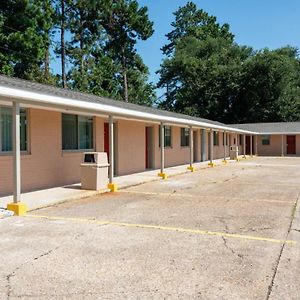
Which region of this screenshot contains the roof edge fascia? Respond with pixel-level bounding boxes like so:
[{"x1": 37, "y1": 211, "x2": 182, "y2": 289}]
[{"x1": 0, "y1": 85, "x2": 257, "y2": 135}]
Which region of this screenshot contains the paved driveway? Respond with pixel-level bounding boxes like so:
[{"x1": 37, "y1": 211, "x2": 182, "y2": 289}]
[{"x1": 1, "y1": 157, "x2": 299, "y2": 299}]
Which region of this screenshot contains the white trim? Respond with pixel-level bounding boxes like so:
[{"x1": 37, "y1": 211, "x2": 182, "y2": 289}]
[
  {"x1": 257, "y1": 132, "x2": 300, "y2": 135},
  {"x1": 13, "y1": 102, "x2": 21, "y2": 202},
  {"x1": 0, "y1": 86, "x2": 256, "y2": 135}
]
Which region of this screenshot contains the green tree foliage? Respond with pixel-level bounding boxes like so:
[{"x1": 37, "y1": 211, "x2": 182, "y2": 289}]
[
  {"x1": 66, "y1": 0, "x2": 107, "y2": 92},
  {"x1": 233, "y1": 47, "x2": 300, "y2": 123},
  {"x1": 161, "y1": 1, "x2": 233, "y2": 57},
  {"x1": 158, "y1": 1, "x2": 300, "y2": 123},
  {"x1": 0, "y1": 0, "x2": 155, "y2": 106},
  {"x1": 125, "y1": 54, "x2": 156, "y2": 105},
  {"x1": 100, "y1": 0, "x2": 154, "y2": 102},
  {"x1": 0, "y1": 0, "x2": 55, "y2": 82}
]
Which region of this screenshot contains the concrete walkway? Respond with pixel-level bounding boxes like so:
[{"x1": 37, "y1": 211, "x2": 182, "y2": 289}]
[{"x1": 0, "y1": 157, "x2": 237, "y2": 211}]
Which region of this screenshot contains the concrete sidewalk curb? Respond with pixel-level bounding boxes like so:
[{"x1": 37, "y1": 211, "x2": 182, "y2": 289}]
[{"x1": 1, "y1": 157, "x2": 242, "y2": 213}]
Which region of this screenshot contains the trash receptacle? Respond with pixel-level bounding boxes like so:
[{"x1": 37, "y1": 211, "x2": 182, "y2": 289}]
[
  {"x1": 81, "y1": 152, "x2": 109, "y2": 190},
  {"x1": 230, "y1": 146, "x2": 239, "y2": 160}
]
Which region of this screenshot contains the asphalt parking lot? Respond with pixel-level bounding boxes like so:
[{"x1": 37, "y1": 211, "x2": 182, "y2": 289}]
[{"x1": 1, "y1": 157, "x2": 299, "y2": 299}]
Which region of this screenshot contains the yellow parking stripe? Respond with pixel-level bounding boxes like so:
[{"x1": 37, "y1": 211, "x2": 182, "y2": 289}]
[
  {"x1": 226, "y1": 181, "x2": 300, "y2": 188},
  {"x1": 120, "y1": 190, "x2": 295, "y2": 205},
  {"x1": 26, "y1": 214, "x2": 296, "y2": 245}
]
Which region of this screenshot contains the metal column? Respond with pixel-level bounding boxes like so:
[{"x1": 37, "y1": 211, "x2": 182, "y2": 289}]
[
  {"x1": 7, "y1": 102, "x2": 27, "y2": 216},
  {"x1": 250, "y1": 135, "x2": 253, "y2": 157},
  {"x1": 108, "y1": 115, "x2": 118, "y2": 191},
  {"x1": 223, "y1": 131, "x2": 227, "y2": 163},
  {"x1": 13, "y1": 102, "x2": 21, "y2": 203},
  {"x1": 243, "y1": 134, "x2": 246, "y2": 158},
  {"x1": 208, "y1": 129, "x2": 214, "y2": 167},
  {"x1": 188, "y1": 126, "x2": 194, "y2": 171},
  {"x1": 201, "y1": 129, "x2": 206, "y2": 162},
  {"x1": 158, "y1": 122, "x2": 167, "y2": 178},
  {"x1": 255, "y1": 135, "x2": 258, "y2": 155},
  {"x1": 235, "y1": 133, "x2": 239, "y2": 161},
  {"x1": 281, "y1": 134, "x2": 284, "y2": 156}
]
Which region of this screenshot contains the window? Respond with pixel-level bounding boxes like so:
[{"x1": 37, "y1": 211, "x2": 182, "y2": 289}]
[
  {"x1": 213, "y1": 131, "x2": 219, "y2": 146},
  {"x1": 0, "y1": 106, "x2": 27, "y2": 152},
  {"x1": 239, "y1": 134, "x2": 242, "y2": 145},
  {"x1": 181, "y1": 128, "x2": 190, "y2": 147},
  {"x1": 159, "y1": 125, "x2": 172, "y2": 148},
  {"x1": 62, "y1": 114, "x2": 93, "y2": 150},
  {"x1": 262, "y1": 135, "x2": 270, "y2": 146},
  {"x1": 222, "y1": 132, "x2": 229, "y2": 146}
]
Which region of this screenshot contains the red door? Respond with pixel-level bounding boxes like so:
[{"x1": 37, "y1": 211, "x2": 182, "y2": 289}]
[
  {"x1": 104, "y1": 123, "x2": 109, "y2": 161},
  {"x1": 287, "y1": 135, "x2": 296, "y2": 154},
  {"x1": 246, "y1": 136, "x2": 250, "y2": 155}
]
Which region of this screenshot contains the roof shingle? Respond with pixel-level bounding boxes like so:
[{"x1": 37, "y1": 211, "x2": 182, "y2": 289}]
[{"x1": 231, "y1": 122, "x2": 300, "y2": 134}]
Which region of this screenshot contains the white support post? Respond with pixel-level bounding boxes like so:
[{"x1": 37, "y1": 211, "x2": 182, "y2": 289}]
[
  {"x1": 13, "y1": 102, "x2": 21, "y2": 203},
  {"x1": 107, "y1": 115, "x2": 117, "y2": 192},
  {"x1": 187, "y1": 126, "x2": 194, "y2": 172},
  {"x1": 223, "y1": 131, "x2": 227, "y2": 163},
  {"x1": 201, "y1": 129, "x2": 206, "y2": 162},
  {"x1": 235, "y1": 133, "x2": 239, "y2": 161},
  {"x1": 255, "y1": 135, "x2": 258, "y2": 155},
  {"x1": 281, "y1": 134, "x2": 284, "y2": 157},
  {"x1": 158, "y1": 122, "x2": 167, "y2": 179},
  {"x1": 7, "y1": 102, "x2": 27, "y2": 216},
  {"x1": 208, "y1": 129, "x2": 214, "y2": 167},
  {"x1": 243, "y1": 134, "x2": 246, "y2": 158},
  {"x1": 228, "y1": 132, "x2": 230, "y2": 157},
  {"x1": 250, "y1": 135, "x2": 253, "y2": 157}
]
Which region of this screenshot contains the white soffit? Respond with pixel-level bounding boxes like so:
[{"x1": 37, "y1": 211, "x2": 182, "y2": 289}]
[{"x1": 0, "y1": 86, "x2": 257, "y2": 134}]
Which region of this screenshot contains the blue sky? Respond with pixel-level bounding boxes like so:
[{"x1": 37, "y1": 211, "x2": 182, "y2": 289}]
[
  {"x1": 136, "y1": 0, "x2": 300, "y2": 97},
  {"x1": 51, "y1": 1, "x2": 300, "y2": 97}
]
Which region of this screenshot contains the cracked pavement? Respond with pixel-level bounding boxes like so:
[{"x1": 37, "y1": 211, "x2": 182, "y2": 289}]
[{"x1": 0, "y1": 156, "x2": 299, "y2": 299}]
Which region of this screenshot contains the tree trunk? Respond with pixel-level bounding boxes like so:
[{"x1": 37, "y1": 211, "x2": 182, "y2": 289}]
[
  {"x1": 79, "y1": 10, "x2": 84, "y2": 80},
  {"x1": 80, "y1": 35, "x2": 84, "y2": 77},
  {"x1": 44, "y1": 44, "x2": 50, "y2": 81},
  {"x1": 43, "y1": 1, "x2": 50, "y2": 82},
  {"x1": 61, "y1": 0, "x2": 67, "y2": 88},
  {"x1": 122, "y1": 48, "x2": 128, "y2": 102},
  {"x1": 123, "y1": 71, "x2": 128, "y2": 102}
]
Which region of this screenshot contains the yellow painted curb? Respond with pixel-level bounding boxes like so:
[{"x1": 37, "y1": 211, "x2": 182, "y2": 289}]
[
  {"x1": 107, "y1": 183, "x2": 118, "y2": 192},
  {"x1": 208, "y1": 162, "x2": 215, "y2": 167},
  {"x1": 187, "y1": 166, "x2": 195, "y2": 172},
  {"x1": 7, "y1": 202, "x2": 28, "y2": 216},
  {"x1": 158, "y1": 172, "x2": 168, "y2": 179}
]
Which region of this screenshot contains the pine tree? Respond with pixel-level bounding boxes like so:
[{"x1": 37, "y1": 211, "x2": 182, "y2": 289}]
[
  {"x1": 0, "y1": 0, "x2": 54, "y2": 82},
  {"x1": 101, "y1": 0, "x2": 154, "y2": 102}
]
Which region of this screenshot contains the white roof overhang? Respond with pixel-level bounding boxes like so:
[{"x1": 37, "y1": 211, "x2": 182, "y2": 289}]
[
  {"x1": 0, "y1": 85, "x2": 257, "y2": 135},
  {"x1": 257, "y1": 132, "x2": 300, "y2": 135}
]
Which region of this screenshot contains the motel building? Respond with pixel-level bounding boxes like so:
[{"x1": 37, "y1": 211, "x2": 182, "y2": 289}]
[{"x1": 0, "y1": 75, "x2": 299, "y2": 215}]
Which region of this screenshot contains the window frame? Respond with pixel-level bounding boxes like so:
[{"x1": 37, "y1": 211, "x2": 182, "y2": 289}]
[
  {"x1": 159, "y1": 125, "x2": 172, "y2": 148},
  {"x1": 0, "y1": 106, "x2": 29, "y2": 154},
  {"x1": 62, "y1": 113, "x2": 94, "y2": 151},
  {"x1": 223, "y1": 132, "x2": 228, "y2": 146},
  {"x1": 180, "y1": 128, "x2": 190, "y2": 147},
  {"x1": 213, "y1": 131, "x2": 219, "y2": 146},
  {"x1": 261, "y1": 135, "x2": 270, "y2": 146}
]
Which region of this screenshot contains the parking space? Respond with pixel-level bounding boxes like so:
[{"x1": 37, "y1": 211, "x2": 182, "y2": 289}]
[{"x1": 1, "y1": 157, "x2": 299, "y2": 299}]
